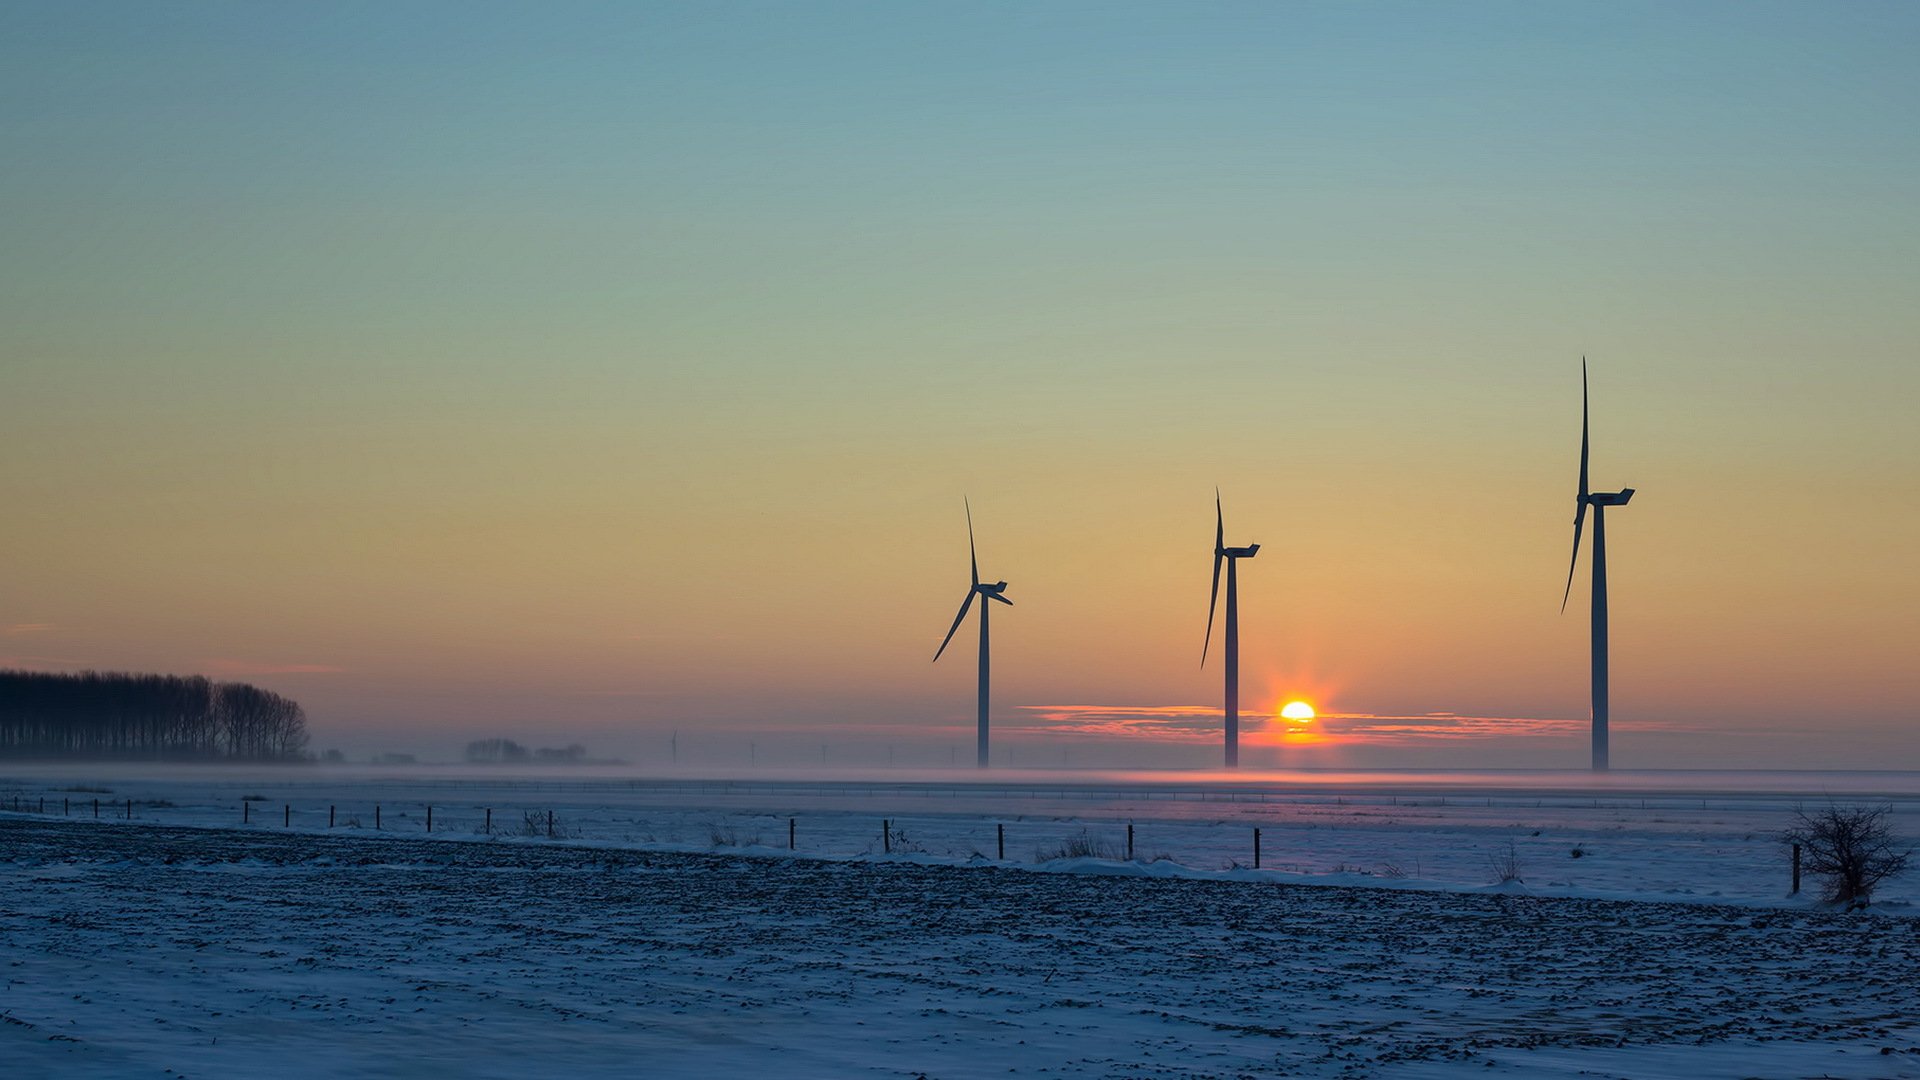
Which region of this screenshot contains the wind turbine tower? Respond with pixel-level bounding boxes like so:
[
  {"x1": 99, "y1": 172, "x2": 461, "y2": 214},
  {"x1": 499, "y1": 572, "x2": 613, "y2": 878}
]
[
  {"x1": 1562, "y1": 359, "x2": 1636, "y2": 771},
  {"x1": 934, "y1": 499, "x2": 1013, "y2": 768},
  {"x1": 1204, "y1": 491, "x2": 1260, "y2": 768}
]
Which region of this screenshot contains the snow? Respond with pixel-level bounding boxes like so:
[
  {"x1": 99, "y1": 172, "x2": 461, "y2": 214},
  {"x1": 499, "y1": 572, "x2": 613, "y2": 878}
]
[{"x1": 3, "y1": 770, "x2": 1919, "y2": 1077}]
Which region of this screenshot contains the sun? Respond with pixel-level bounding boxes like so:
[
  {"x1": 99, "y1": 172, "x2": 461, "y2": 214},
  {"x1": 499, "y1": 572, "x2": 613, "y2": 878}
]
[{"x1": 1280, "y1": 700, "x2": 1316, "y2": 722}]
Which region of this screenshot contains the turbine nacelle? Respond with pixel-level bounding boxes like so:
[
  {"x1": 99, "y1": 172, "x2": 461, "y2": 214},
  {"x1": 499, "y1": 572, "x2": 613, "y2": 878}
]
[
  {"x1": 1586, "y1": 488, "x2": 1635, "y2": 507},
  {"x1": 976, "y1": 581, "x2": 1013, "y2": 605},
  {"x1": 1220, "y1": 544, "x2": 1260, "y2": 558}
]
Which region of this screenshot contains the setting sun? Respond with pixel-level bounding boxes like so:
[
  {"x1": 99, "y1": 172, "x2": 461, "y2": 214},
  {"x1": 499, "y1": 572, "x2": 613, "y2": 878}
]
[{"x1": 1280, "y1": 701, "x2": 1316, "y2": 722}]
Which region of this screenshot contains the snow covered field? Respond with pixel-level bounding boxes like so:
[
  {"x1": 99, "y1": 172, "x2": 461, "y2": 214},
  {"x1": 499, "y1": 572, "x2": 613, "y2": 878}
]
[
  {"x1": 4, "y1": 812, "x2": 1919, "y2": 1079},
  {"x1": 4, "y1": 767, "x2": 1918, "y2": 908}
]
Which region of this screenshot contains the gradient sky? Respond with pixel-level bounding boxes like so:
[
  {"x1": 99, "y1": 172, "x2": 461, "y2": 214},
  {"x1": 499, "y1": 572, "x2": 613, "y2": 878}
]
[{"x1": 3, "y1": 2, "x2": 1917, "y2": 768}]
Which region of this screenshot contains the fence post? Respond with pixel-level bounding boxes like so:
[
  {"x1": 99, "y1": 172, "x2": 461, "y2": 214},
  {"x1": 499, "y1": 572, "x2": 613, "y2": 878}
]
[
  {"x1": 1127, "y1": 823, "x2": 1135, "y2": 860},
  {"x1": 94, "y1": 798, "x2": 100, "y2": 819},
  {"x1": 484, "y1": 808, "x2": 491, "y2": 834},
  {"x1": 330, "y1": 805, "x2": 336, "y2": 828},
  {"x1": 1254, "y1": 828, "x2": 1262, "y2": 869},
  {"x1": 883, "y1": 819, "x2": 891, "y2": 854},
  {"x1": 64, "y1": 797, "x2": 70, "y2": 815},
  {"x1": 284, "y1": 804, "x2": 290, "y2": 827},
  {"x1": 1792, "y1": 844, "x2": 1802, "y2": 894},
  {"x1": 789, "y1": 817, "x2": 795, "y2": 851},
  {"x1": 426, "y1": 806, "x2": 432, "y2": 833},
  {"x1": 997, "y1": 823, "x2": 1004, "y2": 860},
  {"x1": 375, "y1": 805, "x2": 381, "y2": 829},
  {"x1": 242, "y1": 800, "x2": 248, "y2": 824},
  {"x1": 547, "y1": 810, "x2": 554, "y2": 838},
  {"x1": 126, "y1": 798, "x2": 132, "y2": 820}
]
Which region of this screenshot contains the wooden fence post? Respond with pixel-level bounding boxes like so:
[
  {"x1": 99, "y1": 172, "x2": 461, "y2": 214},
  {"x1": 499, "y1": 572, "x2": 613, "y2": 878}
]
[
  {"x1": 997, "y1": 823, "x2": 1004, "y2": 860},
  {"x1": 426, "y1": 806, "x2": 432, "y2": 833},
  {"x1": 242, "y1": 800, "x2": 248, "y2": 824},
  {"x1": 1127, "y1": 823, "x2": 1135, "y2": 860},
  {"x1": 126, "y1": 798, "x2": 132, "y2": 820},
  {"x1": 284, "y1": 804, "x2": 289, "y2": 827},
  {"x1": 883, "y1": 819, "x2": 891, "y2": 854},
  {"x1": 330, "y1": 805, "x2": 336, "y2": 828},
  {"x1": 375, "y1": 805, "x2": 381, "y2": 829},
  {"x1": 1792, "y1": 844, "x2": 1802, "y2": 894},
  {"x1": 788, "y1": 818, "x2": 795, "y2": 851},
  {"x1": 484, "y1": 808, "x2": 491, "y2": 834},
  {"x1": 1254, "y1": 828, "x2": 1262, "y2": 869}
]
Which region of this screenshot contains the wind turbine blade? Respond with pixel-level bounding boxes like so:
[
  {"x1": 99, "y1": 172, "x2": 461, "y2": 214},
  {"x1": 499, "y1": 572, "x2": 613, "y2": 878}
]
[
  {"x1": 986, "y1": 592, "x2": 1012, "y2": 606},
  {"x1": 1560, "y1": 501, "x2": 1587, "y2": 613},
  {"x1": 1579, "y1": 358, "x2": 1590, "y2": 500},
  {"x1": 1204, "y1": 493, "x2": 1224, "y2": 665},
  {"x1": 966, "y1": 498, "x2": 979, "y2": 588},
  {"x1": 933, "y1": 591, "x2": 976, "y2": 662}
]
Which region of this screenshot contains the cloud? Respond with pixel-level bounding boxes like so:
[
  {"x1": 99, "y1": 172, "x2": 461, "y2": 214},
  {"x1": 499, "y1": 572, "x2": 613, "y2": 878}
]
[
  {"x1": 200, "y1": 659, "x2": 345, "y2": 677},
  {"x1": 1015, "y1": 704, "x2": 1271, "y2": 743},
  {"x1": 4, "y1": 623, "x2": 56, "y2": 636},
  {"x1": 1015, "y1": 705, "x2": 1624, "y2": 745}
]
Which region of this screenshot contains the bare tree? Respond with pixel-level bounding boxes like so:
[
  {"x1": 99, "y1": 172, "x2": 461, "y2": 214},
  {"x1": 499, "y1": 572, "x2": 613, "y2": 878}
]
[{"x1": 1783, "y1": 803, "x2": 1911, "y2": 905}]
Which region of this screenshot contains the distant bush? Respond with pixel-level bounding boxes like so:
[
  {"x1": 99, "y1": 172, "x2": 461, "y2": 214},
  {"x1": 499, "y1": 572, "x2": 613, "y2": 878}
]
[
  {"x1": 519, "y1": 810, "x2": 576, "y2": 839},
  {"x1": 1487, "y1": 839, "x2": 1524, "y2": 885},
  {"x1": 1783, "y1": 803, "x2": 1911, "y2": 906},
  {"x1": 1035, "y1": 830, "x2": 1124, "y2": 861},
  {"x1": 707, "y1": 822, "x2": 760, "y2": 847}
]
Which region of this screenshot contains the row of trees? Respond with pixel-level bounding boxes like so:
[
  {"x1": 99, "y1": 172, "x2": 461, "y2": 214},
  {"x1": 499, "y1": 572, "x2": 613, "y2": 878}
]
[
  {"x1": 0, "y1": 670, "x2": 309, "y2": 761},
  {"x1": 465, "y1": 738, "x2": 589, "y2": 764}
]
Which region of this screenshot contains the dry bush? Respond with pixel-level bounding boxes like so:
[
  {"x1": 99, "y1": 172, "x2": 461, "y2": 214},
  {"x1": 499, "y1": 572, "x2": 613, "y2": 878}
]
[
  {"x1": 1035, "y1": 830, "x2": 1124, "y2": 861},
  {"x1": 1783, "y1": 803, "x2": 1911, "y2": 905},
  {"x1": 1487, "y1": 839, "x2": 1524, "y2": 885}
]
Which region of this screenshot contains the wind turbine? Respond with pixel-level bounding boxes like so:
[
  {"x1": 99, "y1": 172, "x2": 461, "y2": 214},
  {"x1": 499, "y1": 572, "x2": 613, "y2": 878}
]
[
  {"x1": 1561, "y1": 359, "x2": 1636, "y2": 771},
  {"x1": 934, "y1": 499, "x2": 1012, "y2": 768},
  {"x1": 1203, "y1": 491, "x2": 1259, "y2": 768}
]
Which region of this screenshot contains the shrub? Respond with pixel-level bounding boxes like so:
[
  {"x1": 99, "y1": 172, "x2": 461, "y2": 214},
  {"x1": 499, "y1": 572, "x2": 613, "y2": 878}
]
[
  {"x1": 707, "y1": 823, "x2": 759, "y2": 847},
  {"x1": 1035, "y1": 830, "x2": 1124, "y2": 861},
  {"x1": 1783, "y1": 803, "x2": 1911, "y2": 905},
  {"x1": 1487, "y1": 839, "x2": 1524, "y2": 885}
]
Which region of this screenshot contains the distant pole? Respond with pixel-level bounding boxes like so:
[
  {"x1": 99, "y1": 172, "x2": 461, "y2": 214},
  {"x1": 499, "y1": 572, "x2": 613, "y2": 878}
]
[
  {"x1": 1127, "y1": 823, "x2": 1135, "y2": 861},
  {"x1": 547, "y1": 809, "x2": 554, "y2": 838},
  {"x1": 94, "y1": 797, "x2": 100, "y2": 819},
  {"x1": 330, "y1": 805, "x2": 336, "y2": 828},
  {"x1": 375, "y1": 804, "x2": 381, "y2": 829},
  {"x1": 426, "y1": 806, "x2": 432, "y2": 833},
  {"x1": 241, "y1": 800, "x2": 247, "y2": 824},
  {"x1": 64, "y1": 797, "x2": 69, "y2": 815},
  {"x1": 997, "y1": 823, "x2": 1004, "y2": 860},
  {"x1": 283, "y1": 804, "x2": 289, "y2": 827},
  {"x1": 1254, "y1": 827, "x2": 1261, "y2": 869},
  {"x1": 1792, "y1": 844, "x2": 1802, "y2": 894},
  {"x1": 789, "y1": 818, "x2": 796, "y2": 850},
  {"x1": 125, "y1": 798, "x2": 131, "y2": 820},
  {"x1": 883, "y1": 819, "x2": 891, "y2": 854},
  {"x1": 485, "y1": 807, "x2": 491, "y2": 834}
]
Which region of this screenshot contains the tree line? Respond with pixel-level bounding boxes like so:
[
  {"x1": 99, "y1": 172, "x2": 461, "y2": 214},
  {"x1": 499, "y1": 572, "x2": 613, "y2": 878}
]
[{"x1": 0, "y1": 669, "x2": 310, "y2": 761}]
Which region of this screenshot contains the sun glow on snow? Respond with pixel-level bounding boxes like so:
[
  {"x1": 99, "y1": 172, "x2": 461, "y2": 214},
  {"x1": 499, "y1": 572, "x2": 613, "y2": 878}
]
[{"x1": 1280, "y1": 701, "x2": 1316, "y2": 722}]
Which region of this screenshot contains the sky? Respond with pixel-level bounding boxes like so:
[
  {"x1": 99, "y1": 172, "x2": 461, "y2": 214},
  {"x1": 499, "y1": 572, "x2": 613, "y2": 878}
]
[{"x1": 2, "y1": 2, "x2": 1917, "y2": 769}]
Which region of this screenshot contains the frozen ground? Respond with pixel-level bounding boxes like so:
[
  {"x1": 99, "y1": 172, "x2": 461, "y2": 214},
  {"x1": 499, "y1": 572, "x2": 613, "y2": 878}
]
[
  {"x1": 3, "y1": 767, "x2": 1917, "y2": 908},
  {"x1": 3, "y1": 815, "x2": 1919, "y2": 1079}
]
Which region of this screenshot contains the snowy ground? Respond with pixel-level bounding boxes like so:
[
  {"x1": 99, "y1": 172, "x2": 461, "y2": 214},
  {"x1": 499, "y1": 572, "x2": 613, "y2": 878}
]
[
  {"x1": 3, "y1": 767, "x2": 1917, "y2": 908},
  {"x1": 3, "y1": 815, "x2": 1919, "y2": 1079}
]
